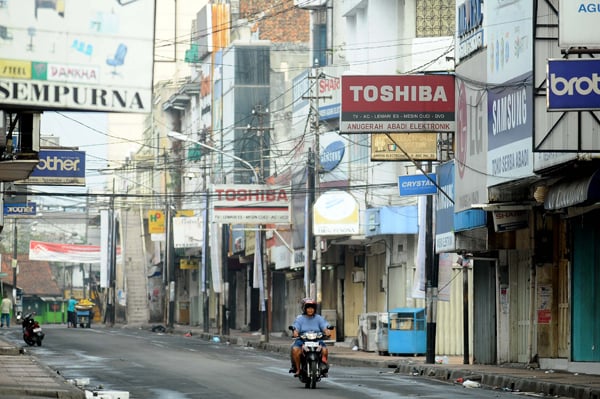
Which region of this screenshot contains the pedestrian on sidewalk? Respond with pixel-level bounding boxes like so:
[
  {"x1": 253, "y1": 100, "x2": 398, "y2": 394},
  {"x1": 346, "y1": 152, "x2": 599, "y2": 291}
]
[
  {"x1": 67, "y1": 296, "x2": 77, "y2": 328},
  {"x1": 1, "y1": 293, "x2": 12, "y2": 328}
]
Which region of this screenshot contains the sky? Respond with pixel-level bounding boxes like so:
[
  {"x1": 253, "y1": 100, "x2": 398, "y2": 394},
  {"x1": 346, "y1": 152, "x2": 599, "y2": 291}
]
[{"x1": 32, "y1": 112, "x2": 110, "y2": 209}]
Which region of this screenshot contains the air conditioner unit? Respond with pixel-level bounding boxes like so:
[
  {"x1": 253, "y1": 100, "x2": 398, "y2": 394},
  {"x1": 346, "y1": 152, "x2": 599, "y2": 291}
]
[
  {"x1": 294, "y1": 0, "x2": 326, "y2": 9},
  {"x1": 366, "y1": 242, "x2": 386, "y2": 256},
  {"x1": 351, "y1": 270, "x2": 365, "y2": 283}
]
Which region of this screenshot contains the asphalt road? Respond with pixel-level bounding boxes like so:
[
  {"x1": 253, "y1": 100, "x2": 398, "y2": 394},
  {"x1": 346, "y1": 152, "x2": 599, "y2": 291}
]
[{"x1": 2, "y1": 325, "x2": 522, "y2": 399}]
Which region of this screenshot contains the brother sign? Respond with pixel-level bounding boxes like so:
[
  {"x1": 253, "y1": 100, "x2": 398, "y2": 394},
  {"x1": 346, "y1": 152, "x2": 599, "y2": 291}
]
[{"x1": 547, "y1": 59, "x2": 600, "y2": 111}]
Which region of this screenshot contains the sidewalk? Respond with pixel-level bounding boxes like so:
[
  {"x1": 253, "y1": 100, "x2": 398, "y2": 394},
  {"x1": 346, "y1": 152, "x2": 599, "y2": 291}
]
[
  {"x1": 1, "y1": 324, "x2": 600, "y2": 399},
  {"x1": 0, "y1": 332, "x2": 85, "y2": 399}
]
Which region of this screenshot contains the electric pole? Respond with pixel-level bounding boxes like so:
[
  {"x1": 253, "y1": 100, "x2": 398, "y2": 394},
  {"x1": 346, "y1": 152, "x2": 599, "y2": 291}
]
[{"x1": 304, "y1": 61, "x2": 331, "y2": 306}]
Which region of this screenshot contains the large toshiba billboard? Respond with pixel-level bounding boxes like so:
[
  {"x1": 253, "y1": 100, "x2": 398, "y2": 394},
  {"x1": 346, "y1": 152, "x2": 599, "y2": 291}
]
[
  {"x1": 0, "y1": 0, "x2": 155, "y2": 113},
  {"x1": 340, "y1": 75, "x2": 455, "y2": 133}
]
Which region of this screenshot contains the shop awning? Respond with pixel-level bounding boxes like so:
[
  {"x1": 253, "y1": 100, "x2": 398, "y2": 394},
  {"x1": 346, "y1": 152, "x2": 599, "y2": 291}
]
[{"x1": 544, "y1": 169, "x2": 600, "y2": 210}]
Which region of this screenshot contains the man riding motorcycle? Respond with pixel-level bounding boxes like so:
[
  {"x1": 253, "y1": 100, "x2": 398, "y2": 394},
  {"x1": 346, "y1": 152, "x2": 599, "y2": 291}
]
[{"x1": 290, "y1": 298, "x2": 331, "y2": 377}]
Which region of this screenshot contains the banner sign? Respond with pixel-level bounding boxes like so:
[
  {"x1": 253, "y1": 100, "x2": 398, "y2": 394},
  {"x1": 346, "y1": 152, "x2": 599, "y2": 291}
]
[
  {"x1": 493, "y1": 210, "x2": 529, "y2": 232},
  {"x1": 4, "y1": 202, "x2": 36, "y2": 216},
  {"x1": 547, "y1": 59, "x2": 600, "y2": 111},
  {"x1": 212, "y1": 184, "x2": 291, "y2": 224},
  {"x1": 173, "y1": 216, "x2": 203, "y2": 248},
  {"x1": 313, "y1": 191, "x2": 359, "y2": 235},
  {"x1": 340, "y1": 74, "x2": 455, "y2": 133},
  {"x1": 15, "y1": 150, "x2": 85, "y2": 186},
  {"x1": 29, "y1": 240, "x2": 121, "y2": 264},
  {"x1": 398, "y1": 174, "x2": 437, "y2": 196},
  {"x1": 147, "y1": 210, "x2": 165, "y2": 234},
  {"x1": 559, "y1": 2, "x2": 600, "y2": 47}
]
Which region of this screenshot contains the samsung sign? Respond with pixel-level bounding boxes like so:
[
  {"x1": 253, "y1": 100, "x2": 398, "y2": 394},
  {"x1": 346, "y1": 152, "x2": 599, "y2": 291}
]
[
  {"x1": 320, "y1": 140, "x2": 345, "y2": 172},
  {"x1": 547, "y1": 59, "x2": 600, "y2": 111}
]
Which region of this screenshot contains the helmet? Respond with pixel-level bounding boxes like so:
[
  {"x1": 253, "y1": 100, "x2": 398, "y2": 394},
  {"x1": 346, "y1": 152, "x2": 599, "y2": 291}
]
[{"x1": 301, "y1": 298, "x2": 317, "y2": 314}]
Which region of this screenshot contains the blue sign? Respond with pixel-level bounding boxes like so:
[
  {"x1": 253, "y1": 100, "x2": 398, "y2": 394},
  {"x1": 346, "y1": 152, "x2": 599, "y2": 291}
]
[
  {"x1": 547, "y1": 59, "x2": 600, "y2": 111},
  {"x1": 4, "y1": 202, "x2": 36, "y2": 216},
  {"x1": 320, "y1": 140, "x2": 345, "y2": 172},
  {"x1": 21, "y1": 150, "x2": 86, "y2": 186},
  {"x1": 398, "y1": 173, "x2": 437, "y2": 196}
]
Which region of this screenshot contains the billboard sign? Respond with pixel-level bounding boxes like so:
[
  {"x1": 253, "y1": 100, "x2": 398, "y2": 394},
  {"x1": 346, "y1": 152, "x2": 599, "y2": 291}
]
[
  {"x1": 340, "y1": 75, "x2": 455, "y2": 133},
  {"x1": 435, "y1": 162, "x2": 455, "y2": 253},
  {"x1": 173, "y1": 217, "x2": 203, "y2": 248},
  {"x1": 4, "y1": 202, "x2": 36, "y2": 216},
  {"x1": 547, "y1": 59, "x2": 600, "y2": 111},
  {"x1": 398, "y1": 173, "x2": 437, "y2": 196},
  {"x1": 456, "y1": 0, "x2": 484, "y2": 63},
  {"x1": 15, "y1": 149, "x2": 85, "y2": 186},
  {"x1": 559, "y1": 2, "x2": 600, "y2": 47},
  {"x1": 313, "y1": 191, "x2": 359, "y2": 236},
  {"x1": 371, "y1": 133, "x2": 438, "y2": 161},
  {"x1": 0, "y1": 1, "x2": 155, "y2": 112},
  {"x1": 212, "y1": 185, "x2": 291, "y2": 224}
]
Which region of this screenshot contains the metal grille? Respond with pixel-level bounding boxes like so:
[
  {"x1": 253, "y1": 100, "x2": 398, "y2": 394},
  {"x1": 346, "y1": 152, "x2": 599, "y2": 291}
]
[{"x1": 416, "y1": 0, "x2": 455, "y2": 37}]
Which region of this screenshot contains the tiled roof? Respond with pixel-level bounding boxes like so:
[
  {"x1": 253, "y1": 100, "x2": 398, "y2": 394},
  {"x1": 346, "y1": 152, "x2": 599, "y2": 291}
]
[{"x1": 0, "y1": 254, "x2": 62, "y2": 297}]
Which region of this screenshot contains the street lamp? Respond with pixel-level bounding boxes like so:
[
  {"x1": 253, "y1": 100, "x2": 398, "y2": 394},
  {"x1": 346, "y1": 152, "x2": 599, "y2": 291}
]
[
  {"x1": 167, "y1": 131, "x2": 259, "y2": 182},
  {"x1": 167, "y1": 131, "x2": 266, "y2": 338}
]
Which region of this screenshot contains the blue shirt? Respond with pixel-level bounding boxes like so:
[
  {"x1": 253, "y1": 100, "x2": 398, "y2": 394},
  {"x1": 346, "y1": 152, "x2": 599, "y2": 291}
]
[
  {"x1": 68, "y1": 299, "x2": 77, "y2": 312},
  {"x1": 292, "y1": 314, "x2": 329, "y2": 334}
]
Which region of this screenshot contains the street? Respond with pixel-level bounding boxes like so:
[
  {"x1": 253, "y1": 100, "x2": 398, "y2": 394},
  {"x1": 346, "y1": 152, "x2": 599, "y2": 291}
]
[{"x1": 1, "y1": 325, "x2": 522, "y2": 399}]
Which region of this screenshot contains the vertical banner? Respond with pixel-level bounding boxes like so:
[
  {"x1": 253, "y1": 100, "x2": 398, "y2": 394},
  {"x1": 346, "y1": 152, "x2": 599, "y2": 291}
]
[
  {"x1": 412, "y1": 196, "x2": 427, "y2": 299},
  {"x1": 210, "y1": 223, "x2": 222, "y2": 293},
  {"x1": 100, "y1": 210, "x2": 109, "y2": 288},
  {"x1": 253, "y1": 226, "x2": 265, "y2": 311}
]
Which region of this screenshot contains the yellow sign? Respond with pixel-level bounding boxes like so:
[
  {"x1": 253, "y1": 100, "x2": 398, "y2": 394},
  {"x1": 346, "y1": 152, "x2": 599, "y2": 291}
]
[
  {"x1": 176, "y1": 209, "x2": 194, "y2": 217},
  {"x1": 371, "y1": 133, "x2": 438, "y2": 161},
  {"x1": 0, "y1": 59, "x2": 31, "y2": 79},
  {"x1": 180, "y1": 259, "x2": 199, "y2": 270},
  {"x1": 147, "y1": 210, "x2": 165, "y2": 234}
]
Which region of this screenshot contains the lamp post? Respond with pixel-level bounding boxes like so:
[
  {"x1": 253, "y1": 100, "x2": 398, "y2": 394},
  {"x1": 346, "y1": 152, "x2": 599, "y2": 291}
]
[{"x1": 167, "y1": 131, "x2": 264, "y2": 337}]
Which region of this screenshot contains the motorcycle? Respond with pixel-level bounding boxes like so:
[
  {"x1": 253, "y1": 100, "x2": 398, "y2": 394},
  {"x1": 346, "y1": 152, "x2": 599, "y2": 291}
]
[
  {"x1": 18, "y1": 313, "x2": 45, "y2": 347},
  {"x1": 289, "y1": 326, "x2": 330, "y2": 389}
]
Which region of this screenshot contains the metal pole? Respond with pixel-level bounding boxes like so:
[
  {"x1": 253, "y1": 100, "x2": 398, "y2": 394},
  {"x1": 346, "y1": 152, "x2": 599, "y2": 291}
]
[
  {"x1": 202, "y1": 191, "x2": 210, "y2": 333},
  {"x1": 462, "y1": 259, "x2": 470, "y2": 364},
  {"x1": 425, "y1": 162, "x2": 438, "y2": 364},
  {"x1": 166, "y1": 204, "x2": 175, "y2": 328}
]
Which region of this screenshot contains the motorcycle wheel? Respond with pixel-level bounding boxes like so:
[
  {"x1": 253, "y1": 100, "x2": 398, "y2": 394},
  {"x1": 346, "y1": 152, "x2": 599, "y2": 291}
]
[
  {"x1": 23, "y1": 336, "x2": 35, "y2": 346},
  {"x1": 36, "y1": 337, "x2": 42, "y2": 346},
  {"x1": 306, "y1": 359, "x2": 318, "y2": 389}
]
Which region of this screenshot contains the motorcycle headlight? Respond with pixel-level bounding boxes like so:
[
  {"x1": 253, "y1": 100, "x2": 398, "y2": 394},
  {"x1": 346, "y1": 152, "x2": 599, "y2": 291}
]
[{"x1": 305, "y1": 332, "x2": 318, "y2": 340}]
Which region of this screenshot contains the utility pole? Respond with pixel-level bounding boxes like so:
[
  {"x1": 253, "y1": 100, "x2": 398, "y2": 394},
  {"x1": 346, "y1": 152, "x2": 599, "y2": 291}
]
[
  {"x1": 425, "y1": 161, "x2": 439, "y2": 364},
  {"x1": 304, "y1": 61, "x2": 331, "y2": 306},
  {"x1": 251, "y1": 104, "x2": 269, "y2": 342}
]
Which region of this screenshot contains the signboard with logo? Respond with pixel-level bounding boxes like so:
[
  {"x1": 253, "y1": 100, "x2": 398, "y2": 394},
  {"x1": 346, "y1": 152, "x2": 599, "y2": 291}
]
[
  {"x1": 492, "y1": 210, "x2": 528, "y2": 232},
  {"x1": 559, "y1": 2, "x2": 600, "y2": 47},
  {"x1": 398, "y1": 174, "x2": 437, "y2": 197},
  {"x1": 15, "y1": 149, "x2": 85, "y2": 186},
  {"x1": 313, "y1": 191, "x2": 359, "y2": 235},
  {"x1": 4, "y1": 202, "x2": 36, "y2": 216},
  {"x1": 456, "y1": 0, "x2": 484, "y2": 63},
  {"x1": 172, "y1": 216, "x2": 203, "y2": 248},
  {"x1": 212, "y1": 184, "x2": 291, "y2": 224},
  {"x1": 340, "y1": 74, "x2": 455, "y2": 133},
  {"x1": 147, "y1": 210, "x2": 165, "y2": 234},
  {"x1": 371, "y1": 133, "x2": 438, "y2": 161},
  {"x1": 0, "y1": 1, "x2": 154, "y2": 112},
  {"x1": 547, "y1": 59, "x2": 600, "y2": 111}
]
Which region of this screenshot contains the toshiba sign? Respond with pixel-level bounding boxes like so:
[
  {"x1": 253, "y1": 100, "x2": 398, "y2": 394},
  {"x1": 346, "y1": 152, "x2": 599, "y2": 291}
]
[{"x1": 340, "y1": 75, "x2": 455, "y2": 133}]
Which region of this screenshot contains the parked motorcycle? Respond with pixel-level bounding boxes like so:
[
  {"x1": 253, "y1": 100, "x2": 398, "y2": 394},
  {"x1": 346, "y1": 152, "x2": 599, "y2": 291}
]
[
  {"x1": 289, "y1": 326, "x2": 330, "y2": 389},
  {"x1": 18, "y1": 313, "x2": 44, "y2": 347}
]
